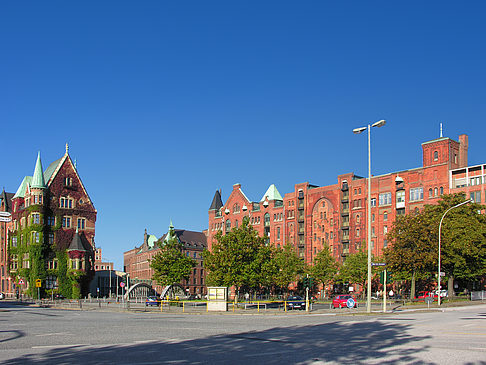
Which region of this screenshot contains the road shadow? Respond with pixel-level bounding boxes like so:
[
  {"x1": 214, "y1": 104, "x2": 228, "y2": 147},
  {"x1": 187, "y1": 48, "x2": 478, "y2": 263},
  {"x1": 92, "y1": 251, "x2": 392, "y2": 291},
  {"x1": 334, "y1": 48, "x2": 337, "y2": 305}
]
[
  {"x1": 0, "y1": 330, "x2": 25, "y2": 344},
  {"x1": 2, "y1": 320, "x2": 432, "y2": 364}
]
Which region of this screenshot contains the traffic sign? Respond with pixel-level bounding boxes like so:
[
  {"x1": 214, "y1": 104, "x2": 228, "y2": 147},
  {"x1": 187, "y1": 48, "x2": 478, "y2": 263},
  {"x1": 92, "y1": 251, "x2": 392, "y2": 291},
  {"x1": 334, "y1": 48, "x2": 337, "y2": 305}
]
[
  {"x1": 372, "y1": 263, "x2": 386, "y2": 266},
  {"x1": 35, "y1": 279, "x2": 42, "y2": 288},
  {"x1": 346, "y1": 298, "x2": 356, "y2": 308},
  {"x1": 19, "y1": 279, "x2": 25, "y2": 285},
  {"x1": 440, "y1": 272, "x2": 445, "y2": 277},
  {"x1": 0, "y1": 212, "x2": 12, "y2": 217},
  {"x1": 0, "y1": 216, "x2": 12, "y2": 223},
  {"x1": 120, "y1": 282, "x2": 125, "y2": 287}
]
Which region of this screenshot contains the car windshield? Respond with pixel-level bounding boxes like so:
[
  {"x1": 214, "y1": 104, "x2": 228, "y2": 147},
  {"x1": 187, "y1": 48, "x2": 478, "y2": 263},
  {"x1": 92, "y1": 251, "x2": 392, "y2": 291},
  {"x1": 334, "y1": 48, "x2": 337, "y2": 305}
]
[{"x1": 288, "y1": 296, "x2": 302, "y2": 300}]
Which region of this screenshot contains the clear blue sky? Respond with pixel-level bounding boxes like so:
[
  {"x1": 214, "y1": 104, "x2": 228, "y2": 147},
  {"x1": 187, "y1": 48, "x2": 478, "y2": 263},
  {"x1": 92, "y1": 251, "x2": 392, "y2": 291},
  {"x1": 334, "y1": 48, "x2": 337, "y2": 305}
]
[{"x1": 1, "y1": 2, "x2": 485, "y2": 270}]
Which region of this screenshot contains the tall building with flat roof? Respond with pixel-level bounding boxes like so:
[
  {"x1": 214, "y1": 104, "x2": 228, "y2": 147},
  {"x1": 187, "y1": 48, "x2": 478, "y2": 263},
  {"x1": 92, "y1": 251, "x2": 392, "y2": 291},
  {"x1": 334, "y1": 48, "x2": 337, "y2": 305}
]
[{"x1": 208, "y1": 133, "x2": 474, "y2": 264}]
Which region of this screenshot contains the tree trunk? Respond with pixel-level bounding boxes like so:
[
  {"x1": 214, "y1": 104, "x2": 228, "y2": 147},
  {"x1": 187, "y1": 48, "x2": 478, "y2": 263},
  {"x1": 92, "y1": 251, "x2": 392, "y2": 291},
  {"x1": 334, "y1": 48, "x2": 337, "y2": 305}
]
[
  {"x1": 448, "y1": 275, "x2": 454, "y2": 298},
  {"x1": 411, "y1": 271, "x2": 416, "y2": 300}
]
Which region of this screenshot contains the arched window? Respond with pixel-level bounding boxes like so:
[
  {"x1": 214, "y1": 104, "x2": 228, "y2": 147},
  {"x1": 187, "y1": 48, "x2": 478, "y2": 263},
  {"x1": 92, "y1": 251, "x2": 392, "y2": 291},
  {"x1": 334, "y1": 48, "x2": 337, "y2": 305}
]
[
  {"x1": 429, "y1": 188, "x2": 433, "y2": 198},
  {"x1": 434, "y1": 187, "x2": 438, "y2": 197},
  {"x1": 356, "y1": 228, "x2": 360, "y2": 237},
  {"x1": 383, "y1": 211, "x2": 388, "y2": 221},
  {"x1": 356, "y1": 214, "x2": 360, "y2": 224},
  {"x1": 277, "y1": 227, "x2": 281, "y2": 240},
  {"x1": 433, "y1": 151, "x2": 439, "y2": 161},
  {"x1": 225, "y1": 219, "x2": 231, "y2": 232},
  {"x1": 233, "y1": 203, "x2": 240, "y2": 213},
  {"x1": 235, "y1": 220, "x2": 238, "y2": 228},
  {"x1": 264, "y1": 213, "x2": 270, "y2": 226},
  {"x1": 440, "y1": 186, "x2": 444, "y2": 195}
]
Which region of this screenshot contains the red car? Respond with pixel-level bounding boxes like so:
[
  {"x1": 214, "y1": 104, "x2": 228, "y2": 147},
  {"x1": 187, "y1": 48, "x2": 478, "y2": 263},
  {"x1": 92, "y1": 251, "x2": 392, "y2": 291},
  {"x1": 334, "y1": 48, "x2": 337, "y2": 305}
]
[
  {"x1": 415, "y1": 291, "x2": 436, "y2": 301},
  {"x1": 332, "y1": 295, "x2": 358, "y2": 308}
]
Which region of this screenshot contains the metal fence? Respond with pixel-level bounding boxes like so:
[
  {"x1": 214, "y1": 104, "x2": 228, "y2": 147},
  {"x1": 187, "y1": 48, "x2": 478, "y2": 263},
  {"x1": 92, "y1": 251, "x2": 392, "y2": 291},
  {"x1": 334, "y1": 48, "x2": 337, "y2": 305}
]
[{"x1": 470, "y1": 291, "x2": 486, "y2": 301}]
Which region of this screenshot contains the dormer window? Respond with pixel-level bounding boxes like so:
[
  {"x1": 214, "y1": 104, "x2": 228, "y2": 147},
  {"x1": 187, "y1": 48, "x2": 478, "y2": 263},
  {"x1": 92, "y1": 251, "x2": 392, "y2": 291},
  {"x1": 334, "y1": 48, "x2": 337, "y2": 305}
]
[{"x1": 65, "y1": 177, "x2": 72, "y2": 186}]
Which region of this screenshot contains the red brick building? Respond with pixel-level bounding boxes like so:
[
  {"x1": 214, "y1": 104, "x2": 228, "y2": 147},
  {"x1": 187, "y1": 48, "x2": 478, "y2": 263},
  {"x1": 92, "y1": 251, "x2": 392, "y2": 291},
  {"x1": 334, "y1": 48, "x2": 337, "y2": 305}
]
[
  {"x1": 124, "y1": 222, "x2": 207, "y2": 296},
  {"x1": 208, "y1": 133, "x2": 475, "y2": 264},
  {"x1": 3, "y1": 146, "x2": 98, "y2": 298},
  {"x1": 0, "y1": 189, "x2": 15, "y2": 296}
]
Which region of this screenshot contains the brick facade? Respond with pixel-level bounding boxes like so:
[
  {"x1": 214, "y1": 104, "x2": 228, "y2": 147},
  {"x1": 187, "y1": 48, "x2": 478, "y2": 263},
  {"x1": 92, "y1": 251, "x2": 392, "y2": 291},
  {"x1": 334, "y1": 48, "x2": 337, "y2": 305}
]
[{"x1": 209, "y1": 133, "x2": 477, "y2": 264}]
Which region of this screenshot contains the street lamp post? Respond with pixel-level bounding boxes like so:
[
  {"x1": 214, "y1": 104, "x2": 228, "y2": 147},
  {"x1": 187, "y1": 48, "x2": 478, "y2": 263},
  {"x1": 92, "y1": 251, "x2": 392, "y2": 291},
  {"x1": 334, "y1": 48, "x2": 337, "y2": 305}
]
[
  {"x1": 438, "y1": 198, "x2": 473, "y2": 306},
  {"x1": 353, "y1": 119, "x2": 386, "y2": 313}
]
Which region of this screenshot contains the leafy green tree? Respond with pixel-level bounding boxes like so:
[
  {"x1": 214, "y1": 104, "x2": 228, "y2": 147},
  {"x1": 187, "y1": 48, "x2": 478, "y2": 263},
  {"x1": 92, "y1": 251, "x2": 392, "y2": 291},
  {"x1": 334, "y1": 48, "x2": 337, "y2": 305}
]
[
  {"x1": 270, "y1": 243, "x2": 306, "y2": 294},
  {"x1": 309, "y1": 246, "x2": 339, "y2": 297},
  {"x1": 339, "y1": 248, "x2": 375, "y2": 297},
  {"x1": 150, "y1": 232, "x2": 196, "y2": 287},
  {"x1": 384, "y1": 211, "x2": 437, "y2": 299},
  {"x1": 202, "y1": 218, "x2": 269, "y2": 292}
]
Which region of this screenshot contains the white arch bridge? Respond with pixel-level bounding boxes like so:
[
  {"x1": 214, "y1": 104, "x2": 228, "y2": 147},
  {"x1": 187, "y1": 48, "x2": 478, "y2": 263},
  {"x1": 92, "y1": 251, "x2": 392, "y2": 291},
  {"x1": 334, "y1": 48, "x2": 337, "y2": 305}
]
[{"x1": 124, "y1": 283, "x2": 187, "y2": 300}]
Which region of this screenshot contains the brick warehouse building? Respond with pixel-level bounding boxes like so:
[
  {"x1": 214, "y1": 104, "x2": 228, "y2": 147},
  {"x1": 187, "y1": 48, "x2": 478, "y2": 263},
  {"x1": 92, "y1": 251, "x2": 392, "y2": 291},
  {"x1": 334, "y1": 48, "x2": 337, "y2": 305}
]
[
  {"x1": 124, "y1": 222, "x2": 207, "y2": 296},
  {"x1": 1, "y1": 189, "x2": 15, "y2": 295},
  {"x1": 2, "y1": 145, "x2": 97, "y2": 298},
  {"x1": 208, "y1": 133, "x2": 478, "y2": 264}
]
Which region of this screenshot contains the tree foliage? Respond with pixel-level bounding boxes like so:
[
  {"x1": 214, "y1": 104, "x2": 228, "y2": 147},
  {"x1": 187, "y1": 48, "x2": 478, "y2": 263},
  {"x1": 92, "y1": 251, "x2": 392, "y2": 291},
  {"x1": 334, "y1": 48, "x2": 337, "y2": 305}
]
[
  {"x1": 150, "y1": 235, "x2": 196, "y2": 287},
  {"x1": 309, "y1": 246, "x2": 339, "y2": 287},
  {"x1": 339, "y1": 248, "x2": 374, "y2": 289},
  {"x1": 271, "y1": 243, "x2": 306, "y2": 291},
  {"x1": 385, "y1": 193, "x2": 486, "y2": 286},
  {"x1": 202, "y1": 219, "x2": 270, "y2": 290}
]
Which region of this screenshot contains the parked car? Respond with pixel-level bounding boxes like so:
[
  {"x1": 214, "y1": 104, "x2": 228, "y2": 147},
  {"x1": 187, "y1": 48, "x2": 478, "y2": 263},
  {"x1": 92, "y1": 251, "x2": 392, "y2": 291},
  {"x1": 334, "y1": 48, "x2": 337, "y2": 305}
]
[
  {"x1": 286, "y1": 295, "x2": 306, "y2": 310},
  {"x1": 145, "y1": 296, "x2": 161, "y2": 306},
  {"x1": 187, "y1": 294, "x2": 200, "y2": 300},
  {"x1": 0, "y1": 292, "x2": 4, "y2": 300},
  {"x1": 415, "y1": 291, "x2": 436, "y2": 301},
  {"x1": 433, "y1": 289, "x2": 448, "y2": 298},
  {"x1": 332, "y1": 295, "x2": 358, "y2": 308},
  {"x1": 54, "y1": 293, "x2": 65, "y2": 300}
]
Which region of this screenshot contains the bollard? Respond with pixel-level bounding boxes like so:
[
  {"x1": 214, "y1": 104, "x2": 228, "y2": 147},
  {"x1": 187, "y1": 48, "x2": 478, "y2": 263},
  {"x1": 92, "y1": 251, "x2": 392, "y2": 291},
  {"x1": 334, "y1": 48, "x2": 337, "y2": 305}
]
[
  {"x1": 285, "y1": 301, "x2": 287, "y2": 312},
  {"x1": 183, "y1": 301, "x2": 185, "y2": 313},
  {"x1": 258, "y1": 301, "x2": 260, "y2": 313}
]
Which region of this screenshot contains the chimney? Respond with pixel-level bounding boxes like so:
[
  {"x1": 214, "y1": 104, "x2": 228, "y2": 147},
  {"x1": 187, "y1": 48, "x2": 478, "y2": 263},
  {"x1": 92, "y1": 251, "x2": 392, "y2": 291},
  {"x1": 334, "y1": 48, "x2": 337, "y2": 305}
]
[{"x1": 459, "y1": 134, "x2": 468, "y2": 168}]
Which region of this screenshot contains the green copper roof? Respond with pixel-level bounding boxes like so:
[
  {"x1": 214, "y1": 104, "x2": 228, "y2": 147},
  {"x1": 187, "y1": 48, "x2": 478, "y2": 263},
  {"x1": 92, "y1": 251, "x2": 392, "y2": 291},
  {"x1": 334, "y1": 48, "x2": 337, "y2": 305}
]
[
  {"x1": 12, "y1": 176, "x2": 32, "y2": 199},
  {"x1": 31, "y1": 152, "x2": 46, "y2": 189},
  {"x1": 147, "y1": 235, "x2": 158, "y2": 249},
  {"x1": 43, "y1": 157, "x2": 63, "y2": 183},
  {"x1": 260, "y1": 184, "x2": 283, "y2": 202}
]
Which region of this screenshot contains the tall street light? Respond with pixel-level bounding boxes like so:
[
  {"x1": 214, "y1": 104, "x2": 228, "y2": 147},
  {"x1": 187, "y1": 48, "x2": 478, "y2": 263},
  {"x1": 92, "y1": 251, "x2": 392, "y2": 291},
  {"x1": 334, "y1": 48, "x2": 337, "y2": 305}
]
[
  {"x1": 353, "y1": 119, "x2": 386, "y2": 313},
  {"x1": 438, "y1": 198, "x2": 473, "y2": 306}
]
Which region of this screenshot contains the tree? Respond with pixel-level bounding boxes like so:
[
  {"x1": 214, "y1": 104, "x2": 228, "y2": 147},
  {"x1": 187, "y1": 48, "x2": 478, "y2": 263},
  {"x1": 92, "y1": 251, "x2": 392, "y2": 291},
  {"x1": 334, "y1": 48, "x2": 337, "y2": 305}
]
[
  {"x1": 339, "y1": 249, "x2": 375, "y2": 297},
  {"x1": 384, "y1": 211, "x2": 437, "y2": 299},
  {"x1": 150, "y1": 231, "x2": 196, "y2": 287},
  {"x1": 270, "y1": 243, "x2": 306, "y2": 294},
  {"x1": 309, "y1": 246, "x2": 339, "y2": 297},
  {"x1": 385, "y1": 193, "x2": 486, "y2": 297},
  {"x1": 202, "y1": 218, "x2": 269, "y2": 292}
]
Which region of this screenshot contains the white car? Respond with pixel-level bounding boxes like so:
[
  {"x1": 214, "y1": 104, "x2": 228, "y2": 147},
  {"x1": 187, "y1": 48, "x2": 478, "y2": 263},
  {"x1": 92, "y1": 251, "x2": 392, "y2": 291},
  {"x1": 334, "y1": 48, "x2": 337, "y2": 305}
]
[{"x1": 0, "y1": 292, "x2": 4, "y2": 300}]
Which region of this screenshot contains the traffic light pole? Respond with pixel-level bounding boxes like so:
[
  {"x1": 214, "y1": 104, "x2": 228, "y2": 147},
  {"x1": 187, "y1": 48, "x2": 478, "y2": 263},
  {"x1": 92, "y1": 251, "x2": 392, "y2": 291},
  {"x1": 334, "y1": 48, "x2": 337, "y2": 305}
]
[{"x1": 305, "y1": 274, "x2": 309, "y2": 313}]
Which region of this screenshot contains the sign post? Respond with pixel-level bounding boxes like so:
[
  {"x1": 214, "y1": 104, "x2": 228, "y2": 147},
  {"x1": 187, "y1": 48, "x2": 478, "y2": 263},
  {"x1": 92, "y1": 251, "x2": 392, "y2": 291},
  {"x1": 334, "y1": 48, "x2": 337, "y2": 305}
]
[
  {"x1": 36, "y1": 279, "x2": 41, "y2": 301},
  {"x1": 120, "y1": 282, "x2": 125, "y2": 304}
]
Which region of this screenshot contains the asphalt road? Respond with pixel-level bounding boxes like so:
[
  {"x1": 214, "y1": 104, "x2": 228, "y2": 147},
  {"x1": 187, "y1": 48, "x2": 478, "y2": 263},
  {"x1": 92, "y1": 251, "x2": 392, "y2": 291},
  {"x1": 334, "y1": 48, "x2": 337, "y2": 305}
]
[{"x1": 1, "y1": 301, "x2": 485, "y2": 364}]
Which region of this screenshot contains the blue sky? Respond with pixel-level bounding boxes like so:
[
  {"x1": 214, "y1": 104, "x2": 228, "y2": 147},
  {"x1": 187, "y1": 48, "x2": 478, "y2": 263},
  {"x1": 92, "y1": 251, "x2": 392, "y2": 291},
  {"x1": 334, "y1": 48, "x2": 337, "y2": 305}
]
[{"x1": 1, "y1": 1, "x2": 485, "y2": 270}]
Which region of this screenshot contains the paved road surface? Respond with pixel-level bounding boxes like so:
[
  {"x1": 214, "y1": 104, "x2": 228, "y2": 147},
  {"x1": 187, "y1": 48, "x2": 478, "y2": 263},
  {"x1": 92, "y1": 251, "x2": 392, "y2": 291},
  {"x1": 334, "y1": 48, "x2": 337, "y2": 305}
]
[{"x1": 1, "y1": 301, "x2": 485, "y2": 364}]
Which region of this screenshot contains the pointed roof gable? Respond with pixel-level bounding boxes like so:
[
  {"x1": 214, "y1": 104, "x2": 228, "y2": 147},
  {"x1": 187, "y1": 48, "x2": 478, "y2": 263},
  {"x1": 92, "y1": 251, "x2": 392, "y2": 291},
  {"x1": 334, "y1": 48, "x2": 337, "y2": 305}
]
[
  {"x1": 260, "y1": 184, "x2": 283, "y2": 202},
  {"x1": 31, "y1": 152, "x2": 46, "y2": 189},
  {"x1": 12, "y1": 176, "x2": 32, "y2": 199},
  {"x1": 0, "y1": 189, "x2": 14, "y2": 212},
  {"x1": 209, "y1": 190, "x2": 223, "y2": 210},
  {"x1": 68, "y1": 228, "x2": 86, "y2": 251}
]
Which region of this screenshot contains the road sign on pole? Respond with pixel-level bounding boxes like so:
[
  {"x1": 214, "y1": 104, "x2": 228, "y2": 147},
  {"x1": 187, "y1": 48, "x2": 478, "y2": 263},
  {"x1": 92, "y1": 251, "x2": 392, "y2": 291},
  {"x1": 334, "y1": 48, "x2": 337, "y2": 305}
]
[
  {"x1": 19, "y1": 279, "x2": 25, "y2": 285},
  {"x1": 35, "y1": 279, "x2": 42, "y2": 288},
  {"x1": 0, "y1": 212, "x2": 12, "y2": 217},
  {"x1": 372, "y1": 263, "x2": 386, "y2": 266},
  {"x1": 0, "y1": 216, "x2": 12, "y2": 223}
]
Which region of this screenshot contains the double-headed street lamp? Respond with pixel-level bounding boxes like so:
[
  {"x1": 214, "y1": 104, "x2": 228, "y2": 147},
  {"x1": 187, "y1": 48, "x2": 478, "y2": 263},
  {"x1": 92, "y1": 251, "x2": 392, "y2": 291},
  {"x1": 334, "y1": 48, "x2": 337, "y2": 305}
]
[
  {"x1": 353, "y1": 119, "x2": 386, "y2": 313},
  {"x1": 438, "y1": 198, "x2": 473, "y2": 306}
]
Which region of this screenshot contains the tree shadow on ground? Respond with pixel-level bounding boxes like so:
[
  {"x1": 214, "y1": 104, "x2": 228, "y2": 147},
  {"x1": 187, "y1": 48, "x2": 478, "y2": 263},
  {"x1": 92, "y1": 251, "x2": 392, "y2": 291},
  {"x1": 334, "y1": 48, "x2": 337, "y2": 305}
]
[{"x1": 3, "y1": 320, "x2": 432, "y2": 364}]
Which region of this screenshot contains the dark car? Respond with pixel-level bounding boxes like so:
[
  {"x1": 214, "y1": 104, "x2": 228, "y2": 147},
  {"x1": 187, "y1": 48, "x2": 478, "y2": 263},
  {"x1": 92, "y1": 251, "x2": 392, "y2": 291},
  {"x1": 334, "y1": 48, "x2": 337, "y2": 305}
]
[
  {"x1": 332, "y1": 295, "x2": 357, "y2": 308},
  {"x1": 54, "y1": 293, "x2": 65, "y2": 300},
  {"x1": 145, "y1": 296, "x2": 161, "y2": 306},
  {"x1": 286, "y1": 295, "x2": 306, "y2": 310}
]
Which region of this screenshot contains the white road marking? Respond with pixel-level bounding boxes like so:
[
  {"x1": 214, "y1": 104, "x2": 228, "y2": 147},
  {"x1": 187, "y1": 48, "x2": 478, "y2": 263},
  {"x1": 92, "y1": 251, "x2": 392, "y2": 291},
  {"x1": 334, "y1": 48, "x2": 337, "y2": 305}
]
[
  {"x1": 35, "y1": 332, "x2": 72, "y2": 336},
  {"x1": 32, "y1": 344, "x2": 89, "y2": 349}
]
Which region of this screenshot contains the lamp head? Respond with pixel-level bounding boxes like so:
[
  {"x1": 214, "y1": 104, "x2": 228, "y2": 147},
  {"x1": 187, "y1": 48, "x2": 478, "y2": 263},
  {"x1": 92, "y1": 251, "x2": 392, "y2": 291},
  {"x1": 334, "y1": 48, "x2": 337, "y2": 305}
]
[
  {"x1": 353, "y1": 127, "x2": 367, "y2": 134},
  {"x1": 372, "y1": 119, "x2": 386, "y2": 128}
]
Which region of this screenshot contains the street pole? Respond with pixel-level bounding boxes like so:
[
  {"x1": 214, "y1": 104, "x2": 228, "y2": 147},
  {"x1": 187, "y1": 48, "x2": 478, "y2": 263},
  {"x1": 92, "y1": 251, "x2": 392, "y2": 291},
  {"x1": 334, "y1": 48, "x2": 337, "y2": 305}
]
[
  {"x1": 383, "y1": 269, "x2": 387, "y2": 313},
  {"x1": 353, "y1": 120, "x2": 386, "y2": 314},
  {"x1": 305, "y1": 273, "x2": 309, "y2": 313},
  {"x1": 438, "y1": 198, "x2": 472, "y2": 306}
]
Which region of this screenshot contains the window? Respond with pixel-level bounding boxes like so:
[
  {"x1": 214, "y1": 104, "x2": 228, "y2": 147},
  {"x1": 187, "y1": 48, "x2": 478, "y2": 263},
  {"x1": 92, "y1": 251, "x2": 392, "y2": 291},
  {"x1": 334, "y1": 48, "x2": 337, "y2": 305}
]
[
  {"x1": 470, "y1": 191, "x2": 481, "y2": 203},
  {"x1": 371, "y1": 198, "x2": 376, "y2": 207},
  {"x1": 359, "y1": 188, "x2": 362, "y2": 194},
  {"x1": 72, "y1": 261, "x2": 77, "y2": 269},
  {"x1": 396, "y1": 190, "x2": 405, "y2": 204},
  {"x1": 384, "y1": 239, "x2": 388, "y2": 248},
  {"x1": 383, "y1": 212, "x2": 388, "y2": 221},
  {"x1": 372, "y1": 213, "x2": 375, "y2": 222},
  {"x1": 31, "y1": 213, "x2": 40, "y2": 225},
  {"x1": 440, "y1": 186, "x2": 444, "y2": 195},
  {"x1": 49, "y1": 233, "x2": 54, "y2": 244},
  {"x1": 233, "y1": 203, "x2": 240, "y2": 213},
  {"x1": 23, "y1": 253, "x2": 30, "y2": 268},
  {"x1": 60, "y1": 197, "x2": 73, "y2": 208},
  {"x1": 47, "y1": 216, "x2": 55, "y2": 226},
  {"x1": 225, "y1": 219, "x2": 231, "y2": 232},
  {"x1": 235, "y1": 220, "x2": 238, "y2": 229},
  {"x1": 379, "y1": 193, "x2": 392, "y2": 206},
  {"x1": 433, "y1": 151, "x2": 438, "y2": 161},
  {"x1": 434, "y1": 187, "x2": 438, "y2": 197},
  {"x1": 62, "y1": 216, "x2": 71, "y2": 228},
  {"x1": 428, "y1": 188, "x2": 433, "y2": 198},
  {"x1": 372, "y1": 227, "x2": 375, "y2": 237},
  {"x1": 32, "y1": 232, "x2": 40, "y2": 243},
  {"x1": 11, "y1": 236, "x2": 17, "y2": 247},
  {"x1": 356, "y1": 228, "x2": 360, "y2": 237},
  {"x1": 77, "y1": 218, "x2": 86, "y2": 230},
  {"x1": 277, "y1": 227, "x2": 280, "y2": 240},
  {"x1": 410, "y1": 187, "x2": 423, "y2": 201},
  {"x1": 384, "y1": 226, "x2": 388, "y2": 234},
  {"x1": 65, "y1": 177, "x2": 72, "y2": 186},
  {"x1": 264, "y1": 213, "x2": 270, "y2": 226},
  {"x1": 356, "y1": 214, "x2": 360, "y2": 224}
]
